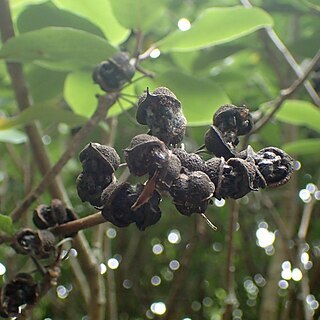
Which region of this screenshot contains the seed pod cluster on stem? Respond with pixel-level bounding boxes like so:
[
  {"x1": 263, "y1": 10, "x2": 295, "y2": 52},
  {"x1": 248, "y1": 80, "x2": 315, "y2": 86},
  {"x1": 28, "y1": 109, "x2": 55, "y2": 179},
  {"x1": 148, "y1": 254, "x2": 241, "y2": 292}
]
[{"x1": 75, "y1": 86, "x2": 294, "y2": 230}]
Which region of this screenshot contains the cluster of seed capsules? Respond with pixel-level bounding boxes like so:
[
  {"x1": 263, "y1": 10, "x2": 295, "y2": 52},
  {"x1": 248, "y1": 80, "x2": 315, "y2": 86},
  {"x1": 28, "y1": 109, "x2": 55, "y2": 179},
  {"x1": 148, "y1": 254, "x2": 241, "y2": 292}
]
[
  {"x1": 76, "y1": 86, "x2": 294, "y2": 231},
  {"x1": 0, "y1": 200, "x2": 76, "y2": 318}
]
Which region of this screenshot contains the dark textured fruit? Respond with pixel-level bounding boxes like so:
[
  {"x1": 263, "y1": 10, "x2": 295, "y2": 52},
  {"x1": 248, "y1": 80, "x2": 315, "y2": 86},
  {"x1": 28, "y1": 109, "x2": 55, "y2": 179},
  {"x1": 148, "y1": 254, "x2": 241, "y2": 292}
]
[
  {"x1": 1, "y1": 273, "x2": 38, "y2": 317},
  {"x1": 136, "y1": 87, "x2": 187, "y2": 145},
  {"x1": 172, "y1": 148, "x2": 206, "y2": 172},
  {"x1": 79, "y1": 142, "x2": 120, "y2": 175},
  {"x1": 204, "y1": 125, "x2": 237, "y2": 159},
  {"x1": 92, "y1": 52, "x2": 135, "y2": 92},
  {"x1": 125, "y1": 134, "x2": 169, "y2": 177},
  {"x1": 101, "y1": 183, "x2": 161, "y2": 230},
  {"x1": 12, "y1": 229, "x2": 56, "y2": 259},
  {"x1": 157, "y1": 153, "x2": 181, "y2": 189},
  {"x1": 76, "y1": 172, "x2": 113, "y2": 207},
  {"x1": 213, "y1": 104, "x2": 253, "y2": 136},
  {"x1": 254, "y1": 147, "x2": 294, "y2": 188},
  {"x1": 170, "y1": 171, "x2": 215, "y2": 216}
]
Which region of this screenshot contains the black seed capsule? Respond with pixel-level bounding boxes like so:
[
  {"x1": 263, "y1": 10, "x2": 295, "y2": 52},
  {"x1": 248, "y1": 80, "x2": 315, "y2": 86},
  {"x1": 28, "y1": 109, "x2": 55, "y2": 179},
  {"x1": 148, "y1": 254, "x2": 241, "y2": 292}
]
[
  {"x1": 172, "y1": 148, "x2": 206, "y2": 172},
  {"x1": 79, "y1": 142, "x2": 120, "y2": 175},
  {"x1": 214, "y1": 104, "x2": 253, "y2": 136},
  {"x1": 136, "y1": 87, "x2": 187, "y2": 145},
  {"x1": 204, "y1": 125, "x2": 237, "y2": 159},
  {"x1": 170, "y1": 171, "x2": 215, "y2": 216},
  {"x1": 1, "y1": 273, "x2": 38, "y2": 317},
  {"x1": 101, "y1": 183, "x2": 161, "y2": 230},
  {"x1": 12, "y1": 229, "x2": 56, "y2": 259},
  {"x1": 92, "y1": 52, "x2": 135, "y2": 92},
  {"x1": 255, "y1": 147, "x2": 294, "y2": 188},
  {"x1": 125, "y1": 134, "x2": 169, "y2": 177}
]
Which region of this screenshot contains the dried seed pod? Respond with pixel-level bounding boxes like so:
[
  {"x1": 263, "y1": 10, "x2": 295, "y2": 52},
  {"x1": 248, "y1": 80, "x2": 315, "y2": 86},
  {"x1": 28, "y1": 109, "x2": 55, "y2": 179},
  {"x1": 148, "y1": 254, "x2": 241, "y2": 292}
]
[
  {"x1": 255, "y1": 147, "x2": 294, "y2": 188},
  {"x1": 76, "y1": 172, "x2": 114, "y2": 207},
  {"x1": 0, "y1": 273, "x2": 38, "y2": 317},
  {"x1": 92, "y1": 52, "x2": 135, "y2": 92},
  {"x1": 204, "y1": 157, "x2": 225, "y2": 188},
  {"x1": 125, "y1": 134, "x2": 169, "y2": 177},
  {"x1": 136, "y1": 87, "x2": 187, "y2": 145},
  {"x1": 33, "y1": 204, "x2": 56, "y2": 229},
  {"x1": 170, "y1": 171, "x2": 215, "y2": 216},
  {"x1": 172, "y1": 148, "x2": 206, "y2": 172},
  {"x1": 12, "y1": 229, "x2": 56, "y2": 259},
  {"x1": 33, "y1": 199, "x2": 74, "y2": 230},
  {"x1": 214, "y1": 104, "x2": 253, "y2": 136},
  {"x1": 215, "y1": 158, "x2": 263, "y2": 199},
  {"x1": 157, "y1": 153, "x2": 182, "y2": 190},
  {"x1": 79, "y1": 142, "x2": 120, "y2": 175},
  {"x1": 101, "y1": 182, "x2": 161, "y2": 230},
  {"x1": 204, "y1": 125, "x2": 237, "y2": 159}
]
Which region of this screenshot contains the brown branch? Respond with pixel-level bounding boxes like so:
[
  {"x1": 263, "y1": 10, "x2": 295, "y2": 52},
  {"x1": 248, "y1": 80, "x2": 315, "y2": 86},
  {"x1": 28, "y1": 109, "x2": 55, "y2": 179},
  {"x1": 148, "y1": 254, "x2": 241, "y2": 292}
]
[
  {"x1": 240, "y1": 0, "x2": 320, "y2": 107},
  {"x1": 10, "y1": 93, "x2": 118, "y2": 222},
  {"x1": 222, "y1": 200, "x2": 240, "y2": 320},
  {"x1": 251, "y1": 49, "x2": 320, "y2": 134},
  {"x1": 51, "y1": 213, "x2": 105, "y2": 236}
]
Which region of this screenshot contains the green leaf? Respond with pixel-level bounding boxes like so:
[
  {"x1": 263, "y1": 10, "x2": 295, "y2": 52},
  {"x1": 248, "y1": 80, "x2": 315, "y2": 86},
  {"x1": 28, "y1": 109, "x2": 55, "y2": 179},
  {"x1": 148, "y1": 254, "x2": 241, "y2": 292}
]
[
  {"x1": 0, "y1": 214, "x2": 15, "y2": 235},
  {"x1": 137, "y1": 71, "x2": 230, "y2": 126},
  {"x1": 283, "y1": 139, "x2": 320, "y2": 156},
  {"x1": 157, "y1": 7, "x2": 273, "y2": 52},
  {"x1": 109, "y1": 0, "x2": 166, "y2": 32},
  {"x1": 53, "y1": 0, "x2": 129, "y2": 45},
  {"x1": 17, "y1": 1, "x2": 104, "y2": 37},
  {"x1": 0, "y1": 27, "x2": 117, "y2": 71},
  {"x1": 26, "y1": 66, "x2": 66, "y2": 103},
  {"x1": 64, "y1": 71, "x2": 136, "y2": 118},
  {"x1": 0, "y1": 129, "x2": 27, "y2": 144},
  {"x1": 274, "y1": 100, "x2": 320, "y2": 133},
  {"x1": 0, "y1": 104, "x2": 86, "y2": 130}
]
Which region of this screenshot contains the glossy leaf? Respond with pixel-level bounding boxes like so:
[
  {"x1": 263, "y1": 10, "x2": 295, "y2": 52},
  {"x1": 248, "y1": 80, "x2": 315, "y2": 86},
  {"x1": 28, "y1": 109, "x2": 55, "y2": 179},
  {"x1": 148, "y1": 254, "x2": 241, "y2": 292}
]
[
  {"x1": 64, "y1": 71, "x2": 136, "y2": 118},
  {"x1": 0, "y1": 129, "x2": 27, "y2": 144},
  {"x1": 0, "y1": 27, "x2": 117, "y2": 70},
  {"x1": 283, "y1": 139, "x2": 320, "y2": 156},
  {"x1": 0, "y1": 104, "x2": 86, "y2": 130},
  {"x1": 274, "y1": 100, "x2": 320, "y2": 133},
  {"x1": 26, "y1": 66, "x2": 66, "y2": 103},
  {"x1": 137, "y1": 71, "x2": 230, "y2": 126},
  {"x1": 17, "y1": 1, "x2": 104, "y2": 37},
  {"x1": 109, "y1": 0, "x2": 165, "y2": 32},
  {"x1": 0, "y1": 214, "x2": 15, "y2": 235},
  {"x1": 53, "y1": 0, "x2": 129, "y2": 45},
  {"x1": 157, "y1": 7, "x2": 273, "y2": 52}
]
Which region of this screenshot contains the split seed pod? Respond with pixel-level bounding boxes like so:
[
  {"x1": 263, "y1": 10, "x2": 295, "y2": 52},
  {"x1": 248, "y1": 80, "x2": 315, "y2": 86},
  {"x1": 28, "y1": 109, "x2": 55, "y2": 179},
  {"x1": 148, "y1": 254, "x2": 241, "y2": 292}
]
[
  {"x1": 213, "y1": 104, "x2": 253, "y2": 136},
  {"x1": 255, "y1": 147, "x2": 294, "y2": 188},
  {"x1": 0, "y1": 273, "x2": 38, "y2": 317},
  {"x1": 136, "y1": 87, "x2": 187, "y2": 145},
  {"x1": 101, "y1": 182, "x2": 161, "y2": 230},
  {"x1": 173, "y1": 148, "x2": 206, "y2": 172},
  {"x1": 12, "y1": 229, "x2": 56, "y2": 259},
  {"x1": 79, "y1": 142, "x2": 120, "y2": 175},
  {"x1": 92, "y1": 52, "x2": 135, "y2": 92},
  {"x1": 125, "y1": 134, "x2": 169, "y2": 177}
]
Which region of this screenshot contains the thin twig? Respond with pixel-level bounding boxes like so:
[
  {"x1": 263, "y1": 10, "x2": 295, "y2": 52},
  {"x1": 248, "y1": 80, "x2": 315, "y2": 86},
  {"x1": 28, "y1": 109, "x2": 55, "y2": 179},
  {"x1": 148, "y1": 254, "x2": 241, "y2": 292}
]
[
  {"x1": 252, "y1": 49, "x2": 320, "y2": 134},
  {"x1": 240, "y1": 0, "x2": 320, "y2": 107},
  {"x1": 10, "y1": 93, "x2": 118, "y2": 222}
]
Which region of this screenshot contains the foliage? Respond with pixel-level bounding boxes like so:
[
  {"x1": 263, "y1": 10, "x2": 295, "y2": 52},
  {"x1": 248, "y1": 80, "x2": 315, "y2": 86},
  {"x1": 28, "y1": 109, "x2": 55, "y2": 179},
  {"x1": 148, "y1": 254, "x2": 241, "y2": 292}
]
[{"x1": 0, "y1": 0, "x2": 320, "y2": 319}]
